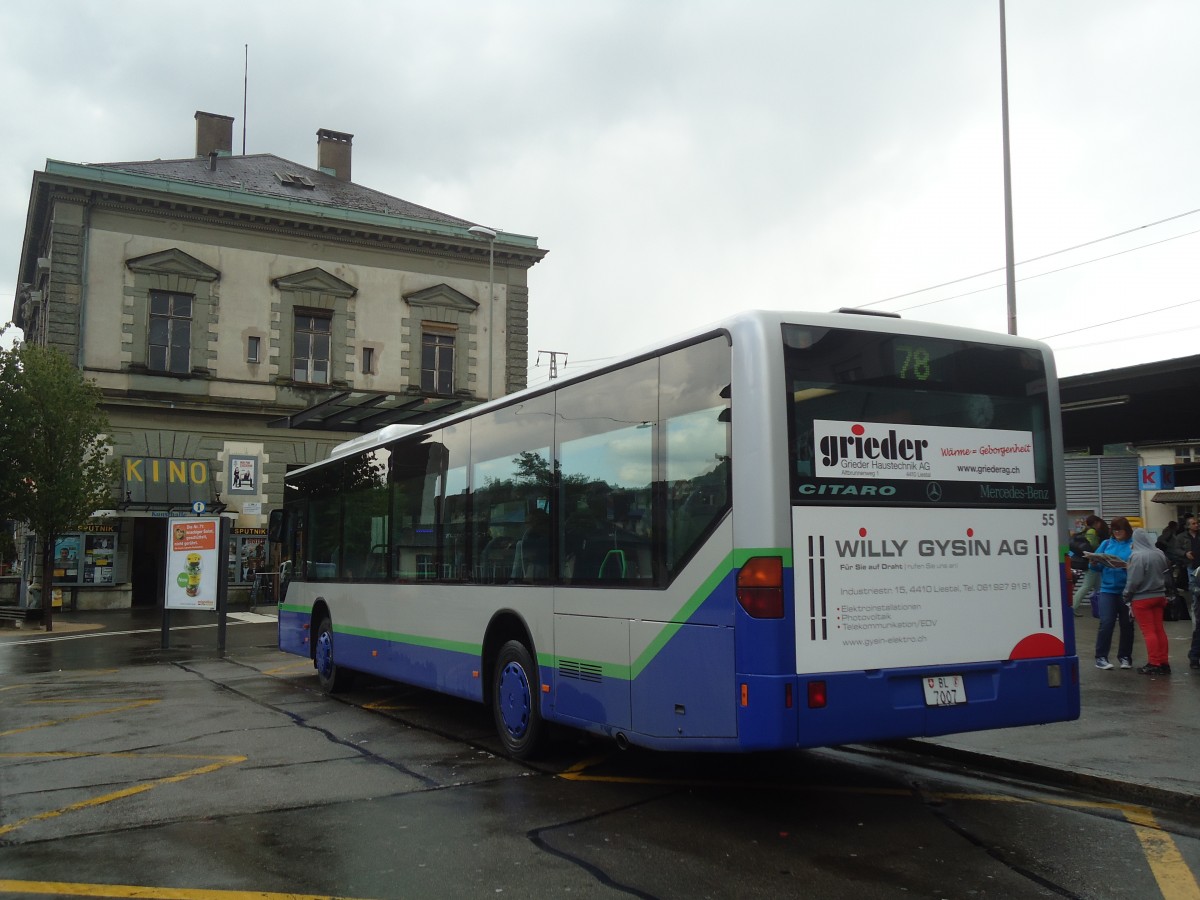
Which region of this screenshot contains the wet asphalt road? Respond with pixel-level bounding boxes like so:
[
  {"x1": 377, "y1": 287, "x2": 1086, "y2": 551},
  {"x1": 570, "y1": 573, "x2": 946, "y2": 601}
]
[{"x1": 2, "y1": 613, "x2": 1199, "y2": 899}]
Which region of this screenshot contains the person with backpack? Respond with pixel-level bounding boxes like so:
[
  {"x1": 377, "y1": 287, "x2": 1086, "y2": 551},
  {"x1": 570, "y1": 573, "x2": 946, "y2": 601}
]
[
  {"x1": 1071, "y1": 515, "x2": 1107, "y2": 617},
  {"x1": 1168, "y1": 513, "x2": 1197, "y2": 588}
]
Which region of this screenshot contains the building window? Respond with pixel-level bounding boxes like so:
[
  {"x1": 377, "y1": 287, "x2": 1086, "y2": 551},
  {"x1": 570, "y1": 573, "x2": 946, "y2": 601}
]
[
  {"x1": 294, "y1": 312, "x2": 331, "y2": 384},
  {"x1": 149, "y1": 290, "x2": 192, "y2": 374},
  {"x1": 421, "y1": 330, "x2": 455, "y2": 395},
  {"x1": 247, "y1": 336, "x2": 261, "y2": 364},
  {"x1": 362, "y1": 346, "x2": 375, "y2": 375}
]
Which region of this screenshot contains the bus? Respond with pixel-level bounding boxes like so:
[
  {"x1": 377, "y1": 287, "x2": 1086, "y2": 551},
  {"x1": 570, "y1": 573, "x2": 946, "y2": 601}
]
[{"x1": 273, "y1": 309, "x2": 1079, "y2": 758}]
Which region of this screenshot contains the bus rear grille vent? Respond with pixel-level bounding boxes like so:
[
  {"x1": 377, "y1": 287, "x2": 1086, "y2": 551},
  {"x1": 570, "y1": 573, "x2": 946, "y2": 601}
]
[{"x1": 559, "y1": 659, "x2": 603, "y2": 683}]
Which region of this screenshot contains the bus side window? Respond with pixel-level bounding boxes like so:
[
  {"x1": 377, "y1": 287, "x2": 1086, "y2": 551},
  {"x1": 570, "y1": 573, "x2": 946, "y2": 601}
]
[
  {"x1": 479, "y1": 532, "x2": 515, "y2": 583},
  {"x1": 662, "y1": 337, "x2": 732, "y2": 577}
]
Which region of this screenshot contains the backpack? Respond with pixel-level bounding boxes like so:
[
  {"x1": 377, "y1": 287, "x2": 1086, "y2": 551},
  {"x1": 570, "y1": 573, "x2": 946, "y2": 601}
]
[
  {"x1": 1162, "y1": 564, "x2": 1192, "y2": 621},
  {"x1": 1068, "y1": 532, "x2": 1091, "y2": 568}
]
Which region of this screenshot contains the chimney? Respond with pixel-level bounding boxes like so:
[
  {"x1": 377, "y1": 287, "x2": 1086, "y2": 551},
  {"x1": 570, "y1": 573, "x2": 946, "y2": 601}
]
[
  {"x1": 195, "y1": 111, "x2": 234, "y2": 158},
  {"x1": 317, "y1": 128, "x2": 353, "y2": 182}
]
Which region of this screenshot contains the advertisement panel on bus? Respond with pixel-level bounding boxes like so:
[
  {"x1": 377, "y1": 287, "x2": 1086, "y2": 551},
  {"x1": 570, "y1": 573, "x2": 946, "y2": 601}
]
[{"x1": 793, "y1": 506, "x2": 1062, "y2": 674}]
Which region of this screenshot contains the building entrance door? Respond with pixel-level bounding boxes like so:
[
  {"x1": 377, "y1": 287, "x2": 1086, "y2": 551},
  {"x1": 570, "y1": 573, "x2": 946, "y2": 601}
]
[{"x1": 131, "y1": 518, "x2": 167, "y2": 607}]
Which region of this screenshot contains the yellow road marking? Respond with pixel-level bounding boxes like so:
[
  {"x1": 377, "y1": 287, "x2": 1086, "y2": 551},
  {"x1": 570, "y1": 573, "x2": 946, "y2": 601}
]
[
  {"x1": 1123, "y1": 807, "x2": 1200, "y2": 900},
  {"x1": 561, "y1": 755, "x2": 608, "y2": 778},
  {"x1": 0, "y1": 752, "x2": 246, "y2": 838},
  {"x1": 361, "y1": 698, "x2": 419, "y2": 711},
  {"x1": 0, "y1": 880, "x2": 375, "y2": 899},
  {"x1": 0, "y1": 698, "x2": 160, "y2": 738},
  {"x1": 560, "y1": 759, "x2": 1200, "y2": 894}
]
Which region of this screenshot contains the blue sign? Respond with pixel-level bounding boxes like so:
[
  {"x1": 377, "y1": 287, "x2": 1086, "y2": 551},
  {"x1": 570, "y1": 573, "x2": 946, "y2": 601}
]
[{"x1": 1139, "y1": 465, "x2": 1175, "y2": 492}]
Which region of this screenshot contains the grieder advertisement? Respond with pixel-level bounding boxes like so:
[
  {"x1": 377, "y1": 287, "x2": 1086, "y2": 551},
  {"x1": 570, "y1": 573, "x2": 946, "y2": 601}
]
[
  {"x1": 165, "y1": 517, "x2": 220, "y2": 610},
  {"x1": 796, "y1": 420, "x2": 1063, "y2": 673}
]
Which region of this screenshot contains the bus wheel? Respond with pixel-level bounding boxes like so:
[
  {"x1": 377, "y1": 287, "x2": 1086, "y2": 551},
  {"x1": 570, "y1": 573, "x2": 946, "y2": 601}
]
[
  {"x1": 314, "y1": 617, "x2": 354, "y2": 693},
  {"x1": 493, "y1": 639, "x2": 544, "y2": 759}
]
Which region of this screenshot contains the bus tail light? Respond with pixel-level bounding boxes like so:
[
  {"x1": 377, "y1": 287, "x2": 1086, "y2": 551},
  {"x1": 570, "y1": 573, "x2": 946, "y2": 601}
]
[
  {"x1": 736, "y1": 556, "x2": 784, "y2": 618},
  {"x1": 807, "y1": 680, "x2": 827, "y2": 709}
]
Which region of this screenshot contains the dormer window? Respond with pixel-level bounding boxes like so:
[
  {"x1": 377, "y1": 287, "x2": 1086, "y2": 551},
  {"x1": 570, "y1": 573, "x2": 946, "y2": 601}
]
[{"x1": 275, "y1": 172, "x2": 315, "y2": 189}]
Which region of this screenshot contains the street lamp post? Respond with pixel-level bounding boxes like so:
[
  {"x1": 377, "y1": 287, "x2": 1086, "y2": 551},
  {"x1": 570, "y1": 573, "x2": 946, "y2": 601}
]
[
  {"x1": 999, "y1": 0, "x2": 1017, "y2": 335},
  {"x1": 468, "y1": 225, "x2": 498, "y2": 399}
]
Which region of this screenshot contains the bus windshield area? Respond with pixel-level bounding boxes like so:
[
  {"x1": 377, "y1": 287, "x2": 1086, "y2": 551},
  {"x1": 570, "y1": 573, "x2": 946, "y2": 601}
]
[{"x1": 783, "y1": 325, "x2": 1055, "y2": 508}]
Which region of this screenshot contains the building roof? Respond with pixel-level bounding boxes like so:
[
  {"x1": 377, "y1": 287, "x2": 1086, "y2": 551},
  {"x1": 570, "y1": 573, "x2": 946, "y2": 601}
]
[
  {"x1": 15, "y1": 156, "x2": 544, "y2": 300},
  {"x1": 1151, "y1": 491, "x2": 1200, "y2": 504},
  {"x1": 95, "y1": 153, "x2": 473, "y2": 229},
  {"x1": 1060, "y1": 353, "x2": 1200, "y2": 455}
]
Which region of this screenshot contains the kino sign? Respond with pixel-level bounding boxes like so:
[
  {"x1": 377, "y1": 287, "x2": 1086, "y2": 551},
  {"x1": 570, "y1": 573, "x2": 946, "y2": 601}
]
[{"x1": 123, "y1": 457, "x2": 210, "y2": 504}]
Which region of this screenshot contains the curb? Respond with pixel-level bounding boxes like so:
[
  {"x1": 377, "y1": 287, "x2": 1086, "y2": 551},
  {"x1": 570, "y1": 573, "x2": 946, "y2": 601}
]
[{"x1": 872, "y1": 739, "x2": 1199, "y2": 815}]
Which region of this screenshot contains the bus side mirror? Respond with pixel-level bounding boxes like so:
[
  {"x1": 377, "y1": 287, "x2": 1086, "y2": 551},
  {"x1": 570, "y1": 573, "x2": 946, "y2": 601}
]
[{"x1": 268, "y1": 508, "x2": 289, "y2": 544}]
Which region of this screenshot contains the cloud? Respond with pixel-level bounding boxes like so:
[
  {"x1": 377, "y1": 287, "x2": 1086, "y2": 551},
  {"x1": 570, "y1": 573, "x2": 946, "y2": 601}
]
[{"x1": 2, "y1": 0, "x2": 1198, "y2": 373}]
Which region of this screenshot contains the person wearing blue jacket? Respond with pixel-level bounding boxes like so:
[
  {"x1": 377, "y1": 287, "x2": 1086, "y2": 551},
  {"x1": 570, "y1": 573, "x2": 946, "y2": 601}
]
[{"x1": 1093, "y1": 516, "x2": 1135, "y2": 670}]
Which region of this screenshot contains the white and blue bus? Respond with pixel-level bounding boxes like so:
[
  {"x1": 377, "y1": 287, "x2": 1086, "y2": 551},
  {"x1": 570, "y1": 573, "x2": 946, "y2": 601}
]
[{"x1": 273, "y1": 309, "x2": 1079, "y2": 757}]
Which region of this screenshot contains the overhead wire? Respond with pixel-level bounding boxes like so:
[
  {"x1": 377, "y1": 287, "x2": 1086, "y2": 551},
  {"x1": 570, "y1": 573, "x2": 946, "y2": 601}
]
[
  {"x1": 525, "y1": 353, "x2": 616, "y2": 386},
  {"x1": 860, "y1": 206, "x2": 1200, "y2": 309},
  {"x1": 521, "y1": 208, "x2": 1200, "y2": 380},
  {"x1": 1038, "y1": 297, "x2": 1200, "y2": 341},
  {"x1": 889, "y1": 225, "x2": 1200, "y2": 314},
  {"x1": 1052, "y1": 321, "x2": 1200, "y2": 353}
]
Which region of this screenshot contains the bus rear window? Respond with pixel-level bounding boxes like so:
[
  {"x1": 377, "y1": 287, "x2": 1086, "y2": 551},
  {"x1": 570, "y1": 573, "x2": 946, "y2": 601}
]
[{"x1": 783, "y1": 325, "x2": 1054, "y2": 508}]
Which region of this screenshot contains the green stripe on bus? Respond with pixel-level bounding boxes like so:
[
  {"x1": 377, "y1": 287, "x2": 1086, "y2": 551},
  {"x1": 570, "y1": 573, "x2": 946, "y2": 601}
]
[
  {"x1": 281, "y1": 547, "x2": 791, "y2": 683},
  {"x1": 627, "y1": 551, "x2": 735, "y2": 679},
  {"x1": 336, "y1": 624, "x2": 480, "y2": 657},
  {"x1": 566, "y1": 546, "x2": 792, "y2": 682}
]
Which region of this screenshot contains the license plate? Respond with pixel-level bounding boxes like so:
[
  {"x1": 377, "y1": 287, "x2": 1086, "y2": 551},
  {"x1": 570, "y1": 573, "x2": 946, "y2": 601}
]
[{"x1": 923, "y1": 674, "x2": 967, "y2": 707}]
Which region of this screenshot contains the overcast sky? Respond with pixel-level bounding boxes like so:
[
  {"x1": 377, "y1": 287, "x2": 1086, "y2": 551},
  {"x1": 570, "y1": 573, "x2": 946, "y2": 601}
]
[{"x1": 2, "y1": 1, "x2": 1197, "y2": 382}]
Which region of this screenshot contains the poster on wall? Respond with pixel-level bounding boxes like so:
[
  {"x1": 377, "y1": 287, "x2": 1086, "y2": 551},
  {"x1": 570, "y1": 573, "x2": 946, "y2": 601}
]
[
  {"x1": 228, "y1": 456, "x2": 259, "y2": 494},
  {"x1": 83, "y1": 533, "x2": 116, "y2": 584},
  {"x1": 165, "y1": 517, "x2": 220, "y2": 610},
  {"x1": 53, "y1": 536, "x2": 80, "y2": 583}
]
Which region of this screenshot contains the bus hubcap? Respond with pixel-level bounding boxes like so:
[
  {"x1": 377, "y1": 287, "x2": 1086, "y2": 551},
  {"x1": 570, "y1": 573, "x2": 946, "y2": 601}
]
[
  {"x1": 498, "y1": 661, "x2": 531, "y2": 738},
  {"x1": 316, "y1": 631, "x2": 333, "y2": 679}
]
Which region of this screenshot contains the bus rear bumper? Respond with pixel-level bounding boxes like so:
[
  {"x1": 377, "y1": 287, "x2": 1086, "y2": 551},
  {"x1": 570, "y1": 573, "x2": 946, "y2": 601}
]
[{"x1": 781, "y1": 657, "x2": 1081, "y2": 749}]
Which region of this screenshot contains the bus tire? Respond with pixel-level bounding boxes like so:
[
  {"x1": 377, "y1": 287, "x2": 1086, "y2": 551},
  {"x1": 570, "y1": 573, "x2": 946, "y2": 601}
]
[
  {"x1": 314, "y1": 617, "x2": 354, "y2": 693},
  {"x1": 492, "y1": 639, "x2": 544, "y2": 759}
]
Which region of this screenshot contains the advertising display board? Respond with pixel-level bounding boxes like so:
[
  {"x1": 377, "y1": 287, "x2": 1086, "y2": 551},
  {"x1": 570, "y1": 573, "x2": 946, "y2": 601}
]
[
  {"x1": 165, "y1": 517, "x2": 221, "y2": 610},
  {"x1": 812, "y1": 420, "x2": 1036, "y2": 484},
  {"x1": 793, "y1": 506, "x2": 1062, "y2": 673}
]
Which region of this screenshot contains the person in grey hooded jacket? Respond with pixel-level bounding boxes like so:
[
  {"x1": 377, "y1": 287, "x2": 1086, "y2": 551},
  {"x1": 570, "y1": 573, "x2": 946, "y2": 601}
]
[{"x1": 1123, "y1": 528, "x2": 1172, "y2": 675}]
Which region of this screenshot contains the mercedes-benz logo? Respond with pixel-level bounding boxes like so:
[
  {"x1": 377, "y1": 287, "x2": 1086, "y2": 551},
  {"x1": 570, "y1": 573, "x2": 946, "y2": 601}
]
[{"x1": 925, "y1": 482, "x2": 944, "y2": 502}]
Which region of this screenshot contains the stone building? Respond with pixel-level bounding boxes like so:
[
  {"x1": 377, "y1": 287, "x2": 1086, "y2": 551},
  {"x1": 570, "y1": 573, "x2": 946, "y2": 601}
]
[{"x1": 9, "y1": 111, "x2": 546, "y2": 609}]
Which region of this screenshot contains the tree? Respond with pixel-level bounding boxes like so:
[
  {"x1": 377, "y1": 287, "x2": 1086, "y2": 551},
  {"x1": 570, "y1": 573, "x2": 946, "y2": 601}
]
[{"x1": 0, "y1": 338, "x2": 117, "y2": 631}]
